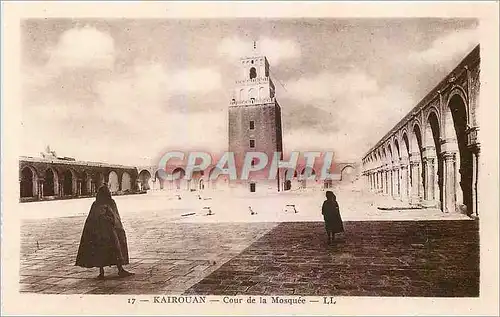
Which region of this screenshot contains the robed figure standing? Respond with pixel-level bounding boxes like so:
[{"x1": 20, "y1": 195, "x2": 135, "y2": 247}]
[
  {"x1": 321, "y1": 190, "x2": 344, "y2": 244},
  {"x1": 75, "y1": 185, "x2": 134, "y2": 279}
]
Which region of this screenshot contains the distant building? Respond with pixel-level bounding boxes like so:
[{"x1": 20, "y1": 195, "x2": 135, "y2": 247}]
[{"x1": 19, "y1": 148, "x2": 140, "y2": 202}]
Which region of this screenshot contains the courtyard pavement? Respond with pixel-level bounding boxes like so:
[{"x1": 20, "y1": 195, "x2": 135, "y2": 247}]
[
  {"x1": 19, "y1": 183, "x2": 478, "y2": 296},
  {"x1": 185, "y1": 220, "x2": 479, "y2": 297}
]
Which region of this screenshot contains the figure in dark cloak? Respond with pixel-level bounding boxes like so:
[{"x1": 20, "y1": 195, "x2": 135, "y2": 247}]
[
  {"x1": 75, "y1": 185, "x2": 134, "y2": 279},
  {"x1": 321, "y1": 191, "x2": 344, "y2": 244}
]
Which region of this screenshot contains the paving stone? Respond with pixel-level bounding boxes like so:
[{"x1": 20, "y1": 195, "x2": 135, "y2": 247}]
[
  {"x1": 20, "y1": 218, "x2": 276, "y2": 294},
  {"x1": 185, "y1": 220, "x2": 479, "y2": 297}
]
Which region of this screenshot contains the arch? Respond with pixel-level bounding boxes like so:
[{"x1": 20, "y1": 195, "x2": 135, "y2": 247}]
[
  {"x1": 138, "y1": 169, "x2": 152, "y2": 191},
  {"x1": 412, "y1": 123, "x2": 425, "y2": 197},
  {"x1": 154, "y1": 170, "x2": 165, "y2": 190},
  {"x1": 108, "y1": 171, "x2": 119, "y2": 193},
  {"x1": 300, "y1": 167, "x2": 316, "y2": 177},
  {"x1": 62, "y1": 169, "x2": 76, "y2": 196},
  {"x1": 43, "y1": 167, "x2": 58, "y2": 196},
  {"x1": 121, "y1": 172, "x2": 132, "y2": 192},
  {"x1": 20, "y1": 166, "x2": 38, "y2": 198},
  {"x1": 259, "y1": 86, "x2": 265, "y2": 99},
  {"x1": 198, "y1": 179, "x2": 205, "y2": 190},
  {"x1": 394, "y1": 138, "x2": 401, "y2": 160},
  {"x1": 209, "y1": 166, "x2": 222, "y2": 181},
  {"x1": 189, "y1": 169, "x2": 204, "y2": 191},
  {"x1": 340, "y1": 165, "x2": 356, "y2": 182},
  {"x1": 81, "y1": 171, "x2": 91, "y2": 196},
  {"x1": 283, "y1": 169, "x2": 296, "y2": 191},
  {"x1": 447, "y1": 86, "x2": 470, "y2": 126},
  {"x1": 402, "y1": 132, "x2": 410, "y2": 158},
  {"x1": 424, "y1": 107, "x2": 441, "y2": 147},
  {"x1": 208, "y1": 166, "x2": 224, "y2": 189},
  {"x1": 93, "y1": 172, "x2": 104, "y2": 191},
  {"x1": 447, "y1": 93, "x2": 473, "y2": 213},
  {"x1": 172, "y1": 167, "x2": 186, "y2": 190},
  {"x1": 285, "y1": 169, "x2": 296, "y2": 180},
  {"x1": 299, "y1": 166, "x2": 316, "y2": 188},
  {"x1": 427, "y1": 110, "x2": 443, "y2": 209},
  {"x1": 411, "y1": 121, "x2": 423, "y2": 153},
  {"x1": 248, "y1": 88, "x2": 256, "y2": 100},
  {"x1": 249, "y1": 67, "x2": 257, "y2": 79}
]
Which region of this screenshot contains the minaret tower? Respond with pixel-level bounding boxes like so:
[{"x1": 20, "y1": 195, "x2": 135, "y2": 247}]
[{"x1": 228, "y1": 41, "x2": 284, "y2": 192}]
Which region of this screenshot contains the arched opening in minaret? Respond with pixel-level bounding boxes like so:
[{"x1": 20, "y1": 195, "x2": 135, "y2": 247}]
[{"x1": 249, "y1": 67, "x2": 257, "y2": 79}]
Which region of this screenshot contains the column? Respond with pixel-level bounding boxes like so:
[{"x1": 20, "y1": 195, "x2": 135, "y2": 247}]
[
  {"x1": 409, "y1": 158, "x2": 421, "y2": 205},
  {"x1": 422, "y1": 147, "x2": 438, "y2": 208},
  {"x1": 442, "y1": 151, "x2": 457, "y2": 213},
  {"x1": 380, "y1": 167, "x2": 387, "y2": 195},
  {"x1": 387, "y1": 166, "x2": 394, "y2": 197},
  {"x1": 400, "y1": 163, "x2": 408, "y2": 202},
  {"x1": 392, "y1": 164, "x2": 400, "y2": 199},
  {"x1": 378, "y1": 171, "x2": 382, "y2": 194},
  {"x1": 38, "y1": 181, "x2": 44, "y2": 200},
  {"x1": 382, "y1": 169, "x2": 387, "y2": 195}
]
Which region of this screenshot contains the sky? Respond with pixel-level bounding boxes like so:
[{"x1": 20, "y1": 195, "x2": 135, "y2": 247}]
[{"x1": 21, "y1": 18, "x2": 479, "y2": 166}]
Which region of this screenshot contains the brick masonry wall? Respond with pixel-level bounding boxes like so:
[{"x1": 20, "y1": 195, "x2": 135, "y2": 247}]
[
  {"x1": 229, "y1": 101, "x2": 283, "y2": 191},
  {"x1": 229, "y1": 102, "x2": 283, "y2": 170}
]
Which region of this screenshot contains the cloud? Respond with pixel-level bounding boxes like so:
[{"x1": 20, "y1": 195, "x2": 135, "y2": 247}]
[
  {"x1": 284, "y1": 70, "x2": 379, "y2": 103},
  {"x1": 46, "y1": 26, "x2": 116, "y2": 70},
  {"x1": 217, "y1": 36, "x2": 301, "y2": 65},
  {"x1": 94, "y1": 62, "x2": 222, "y2": 115},
  {"x1": 281, "y1": 69, "x2": 414, "y2": 159},
  {"x1": 409, "y1": 28, "x2": 479, "y2": 65}
]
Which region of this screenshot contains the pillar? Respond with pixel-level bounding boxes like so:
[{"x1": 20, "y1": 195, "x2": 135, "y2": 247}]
[
  {"x1": 377, "y1": 171, "x2": 381, "y2": 193},
  {"x1": 392, "y1": 164, "x2": 400, "y2": 199},
  {"x1": 38, "y1": 181, "x2": 44, "y2": 200},
  {"x1": 442, "y1": 151, "x2": 457, "y2": 213},
  {"x1": 400, "y1": 162, "x2": 408, "y2": 202},
  {"x1": 382, "y1": 169, "x2": 387, "y2": 195},
  {"x1": 387, "y1": 166, "x2": 394, "y2": 197},
  {"x1": 422, "y1": 146, "x2": 439, "y2": 208},
  {"x1": 409, "y1": 158, "x2": 421, "y2": 205}
]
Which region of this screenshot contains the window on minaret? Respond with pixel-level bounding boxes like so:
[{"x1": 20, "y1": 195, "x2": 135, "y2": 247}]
[
  {"x1": 249, "y1": 120, "x2": 255, "y2": 130},
  {"x1": 249, "y1": 67, "x2": 257, "y2": 79},
  {"x1": 259, "y1": 87, "x2": 264, "y2": 99},
  {"x1": 248, "y1": 88, "x2": 256, "y2": 100},
  {"x1": 250, "y1": 139, "x2": 255, "y2": 148}
]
